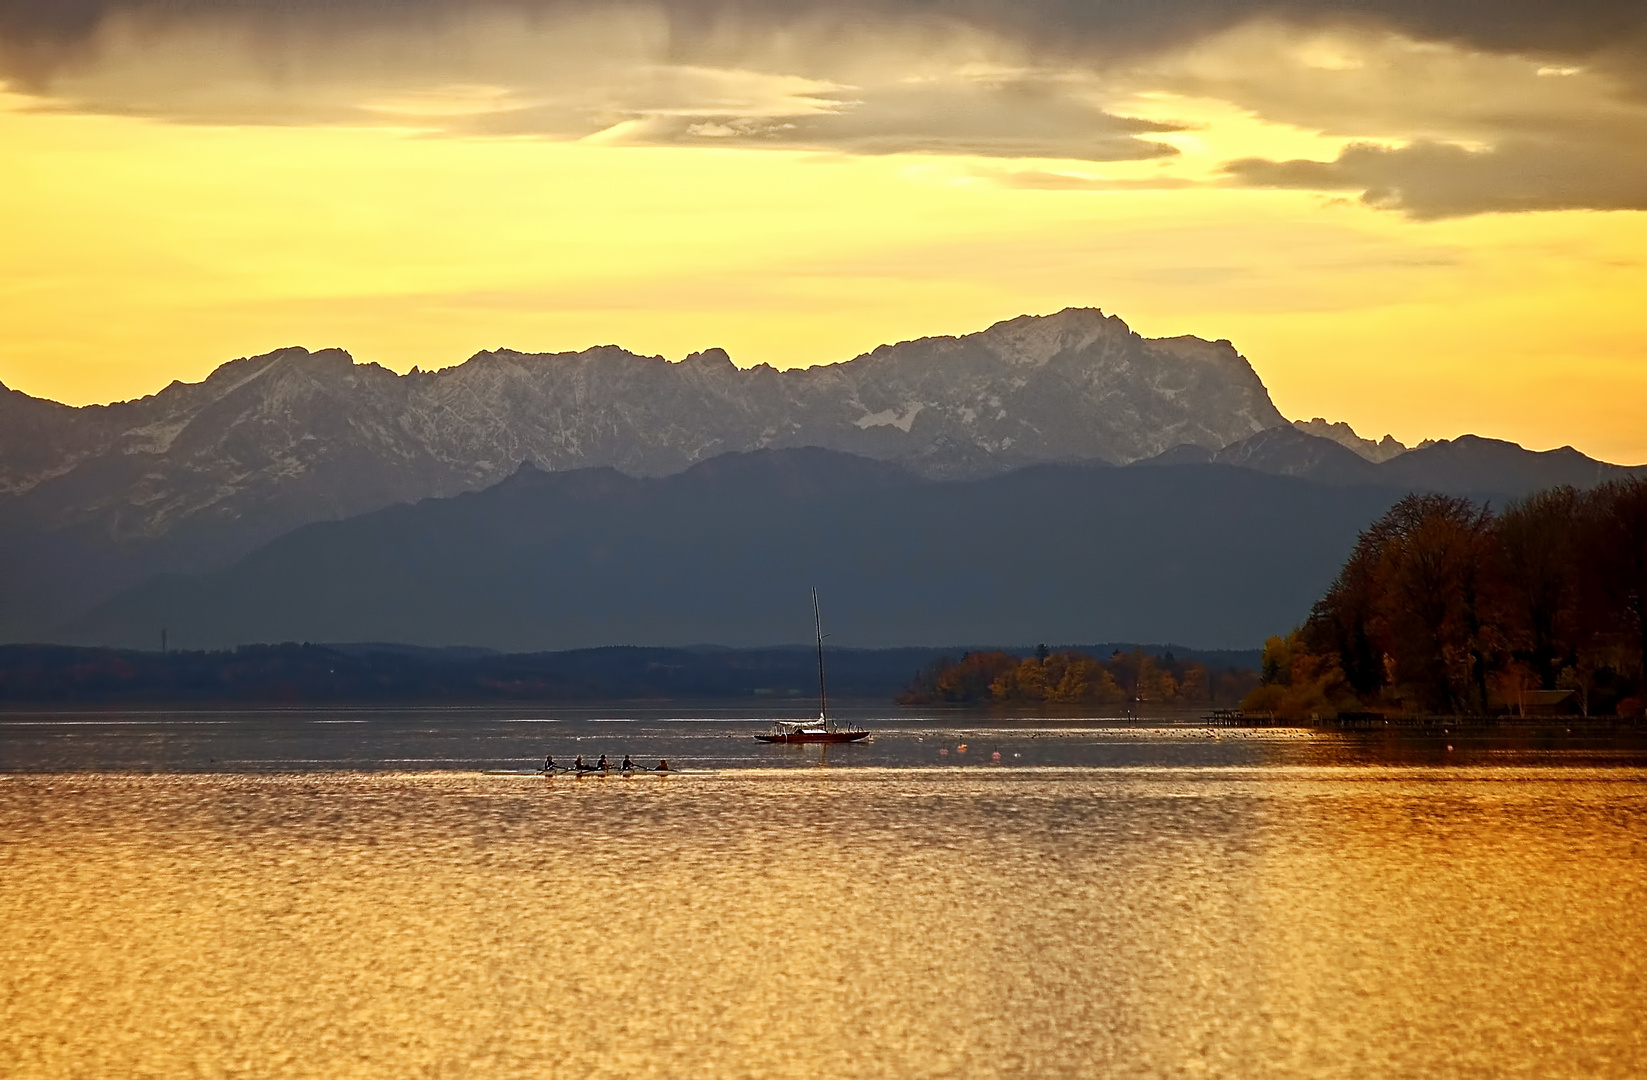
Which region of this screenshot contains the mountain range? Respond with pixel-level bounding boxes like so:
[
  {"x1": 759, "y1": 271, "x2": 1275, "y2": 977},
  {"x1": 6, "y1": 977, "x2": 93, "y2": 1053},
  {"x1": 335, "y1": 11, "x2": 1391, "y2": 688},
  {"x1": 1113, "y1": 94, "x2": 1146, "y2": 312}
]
[
  {"x1": 3, "y1": 306, "x2": 1641, "y2": 646},
  {"x1": 0, "y1": 308, "x2": 1291, "y2": 637},
  {"x1": 0, "y1": 307, "x2": 1280, "y2": 535}
]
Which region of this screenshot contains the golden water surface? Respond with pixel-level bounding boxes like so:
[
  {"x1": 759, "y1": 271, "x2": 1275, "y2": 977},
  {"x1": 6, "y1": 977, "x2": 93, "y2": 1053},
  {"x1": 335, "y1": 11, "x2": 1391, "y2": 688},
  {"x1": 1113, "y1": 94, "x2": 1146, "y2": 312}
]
[{"x1": 3, "y1": 768, "x2": 1645, "y2": 1078}]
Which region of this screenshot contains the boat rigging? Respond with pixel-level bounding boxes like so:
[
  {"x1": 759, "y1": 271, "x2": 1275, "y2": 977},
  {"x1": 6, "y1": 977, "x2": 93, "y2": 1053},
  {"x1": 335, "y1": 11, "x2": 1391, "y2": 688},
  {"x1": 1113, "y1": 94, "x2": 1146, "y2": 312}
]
[{"x1": 755, "y1": 590, "x2": 869, "y2": 744}]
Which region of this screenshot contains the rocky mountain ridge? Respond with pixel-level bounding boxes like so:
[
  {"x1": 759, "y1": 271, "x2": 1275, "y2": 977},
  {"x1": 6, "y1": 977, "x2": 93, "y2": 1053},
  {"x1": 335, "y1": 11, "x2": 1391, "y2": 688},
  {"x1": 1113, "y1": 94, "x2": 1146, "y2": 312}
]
[
  {"x1": 1291, "y1": 417, "x2": 1409, "y2": 462},
  {"x1": 0, "y1": 308, "x2": 1284, "y2": 550}
]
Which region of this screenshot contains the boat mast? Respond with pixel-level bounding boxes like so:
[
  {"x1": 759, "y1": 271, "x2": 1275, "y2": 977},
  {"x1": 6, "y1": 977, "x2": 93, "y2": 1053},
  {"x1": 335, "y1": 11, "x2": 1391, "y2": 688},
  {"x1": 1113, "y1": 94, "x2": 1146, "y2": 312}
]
[{"x1": 813, "y1": 588, "x2": 830, "y2": 729}]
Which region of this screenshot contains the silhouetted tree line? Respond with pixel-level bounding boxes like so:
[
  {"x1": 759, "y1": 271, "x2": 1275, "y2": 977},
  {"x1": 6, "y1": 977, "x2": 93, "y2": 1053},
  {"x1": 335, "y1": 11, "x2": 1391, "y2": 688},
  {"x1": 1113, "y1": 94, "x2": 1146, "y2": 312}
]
[
  {"x1": 898, "y1": 646, "x2": 1258, "y2": 707},
  {"x1": 1246, "y1": 480, "x2": 1647, "y2": 719}
]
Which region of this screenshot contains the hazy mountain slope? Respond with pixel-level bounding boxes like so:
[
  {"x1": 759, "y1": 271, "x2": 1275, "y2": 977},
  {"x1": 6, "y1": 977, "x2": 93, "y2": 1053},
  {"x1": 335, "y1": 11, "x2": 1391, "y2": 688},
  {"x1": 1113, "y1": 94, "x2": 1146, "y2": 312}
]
[
  {"x1": 61, "y1": 448, "x2": 1404, "y2": 652},
  {"x1": 0, "y1": 380, "x2": 112, "y2": 497},
  {"x1": 1375, "y1": 435, "x2": 1638, "y2": 497},
  {"x1": 1183, "y1": 429, "x2": 1643, "y2": 497},
  {"x1": 1212, "y1": 426, "x2": 1382, "y2": 485},
  {"x1": 3, "y1": 349, "x2": 459, "y2": 542},
  {"x1": 0, "y1": 349, "x2": 470, "y2": 639}
]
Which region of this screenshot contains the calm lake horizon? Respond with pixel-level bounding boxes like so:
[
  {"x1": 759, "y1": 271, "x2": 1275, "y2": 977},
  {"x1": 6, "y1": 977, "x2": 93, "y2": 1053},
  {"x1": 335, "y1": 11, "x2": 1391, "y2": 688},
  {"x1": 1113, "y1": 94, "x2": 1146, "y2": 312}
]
[{"x1": 4, "y1": 709, "x2": 1645, "y2": 1077}]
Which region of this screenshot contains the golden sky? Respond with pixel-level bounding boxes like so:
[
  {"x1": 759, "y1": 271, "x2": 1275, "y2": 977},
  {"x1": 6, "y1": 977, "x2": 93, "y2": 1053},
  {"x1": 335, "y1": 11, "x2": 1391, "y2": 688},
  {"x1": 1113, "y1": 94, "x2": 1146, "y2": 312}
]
[{"x1": 2, "y1": 2, "x2": 1646, "y2": 462}]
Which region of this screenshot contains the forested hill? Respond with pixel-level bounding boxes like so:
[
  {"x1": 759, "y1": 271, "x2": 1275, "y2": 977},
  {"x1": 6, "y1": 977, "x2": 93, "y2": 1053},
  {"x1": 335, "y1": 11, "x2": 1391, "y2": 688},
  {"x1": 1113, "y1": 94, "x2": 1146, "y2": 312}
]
[{"x1": 57, "y1": 448, "x2": 1407, "y2": 652}]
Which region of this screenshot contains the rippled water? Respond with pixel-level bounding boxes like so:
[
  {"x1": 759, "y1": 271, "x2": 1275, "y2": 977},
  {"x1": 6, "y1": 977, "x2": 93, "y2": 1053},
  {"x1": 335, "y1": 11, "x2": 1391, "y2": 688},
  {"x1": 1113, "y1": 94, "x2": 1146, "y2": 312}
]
[
  {"x1": 3, "y1": 705, "x2": 1643, "y2": 772},
  {"x1": 3, "y1": 711, "x2": 1646, "y2": 1077}
]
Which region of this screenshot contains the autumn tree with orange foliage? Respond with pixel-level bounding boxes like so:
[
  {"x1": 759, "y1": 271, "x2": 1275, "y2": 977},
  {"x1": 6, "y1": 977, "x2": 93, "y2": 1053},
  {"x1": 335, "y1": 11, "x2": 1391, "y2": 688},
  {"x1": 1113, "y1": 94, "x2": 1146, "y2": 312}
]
[
  {"x1": 991, "y1": 651, "x2": 1125, "y2": 704},
  {"x1": 890, "y1": 651, "x2": 1017, "y2": 705},
  {"x1": 898, "y1": 647, "x2": 1238, "y2": 707},
  {"x1": 1250, "y1": 480, "x2": 1647, "y2": 719},
  {"x1": 1241, "y1": 631, "x2": 1356, "y2": 719}
]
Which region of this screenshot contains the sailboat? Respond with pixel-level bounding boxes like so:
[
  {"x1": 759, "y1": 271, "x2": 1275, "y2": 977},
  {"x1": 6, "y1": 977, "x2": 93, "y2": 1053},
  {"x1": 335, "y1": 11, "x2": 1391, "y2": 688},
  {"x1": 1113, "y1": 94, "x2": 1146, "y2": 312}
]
[{"x1": 755, "y1": 591, "x2": 870, "y2": 744}]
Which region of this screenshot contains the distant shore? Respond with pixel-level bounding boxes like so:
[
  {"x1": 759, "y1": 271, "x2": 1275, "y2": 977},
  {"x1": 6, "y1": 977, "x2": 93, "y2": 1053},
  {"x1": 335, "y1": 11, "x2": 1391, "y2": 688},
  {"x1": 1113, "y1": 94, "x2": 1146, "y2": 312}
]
[{"x1": 0, "y1": 641, "x2": 1260, "y2": 708}]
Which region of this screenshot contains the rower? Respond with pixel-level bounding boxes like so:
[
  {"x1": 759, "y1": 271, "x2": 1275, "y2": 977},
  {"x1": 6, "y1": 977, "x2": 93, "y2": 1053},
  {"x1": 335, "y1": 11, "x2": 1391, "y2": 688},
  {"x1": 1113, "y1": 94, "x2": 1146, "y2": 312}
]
[
  {"x1": 621, "y1": 754, "x2": 636, "y2": 772},
  {"x1": 542, "y1": 754, "x2": 556, "y2": 773},
  {"x1": 597, "y1": 754, "x2": 609, "y2": 772},
  {"x1": 656, "y1": 759, "x2": 671, "y2": 772},
  {"x1": 573, "y1": 755, "x2": 587, "y2": 772}
]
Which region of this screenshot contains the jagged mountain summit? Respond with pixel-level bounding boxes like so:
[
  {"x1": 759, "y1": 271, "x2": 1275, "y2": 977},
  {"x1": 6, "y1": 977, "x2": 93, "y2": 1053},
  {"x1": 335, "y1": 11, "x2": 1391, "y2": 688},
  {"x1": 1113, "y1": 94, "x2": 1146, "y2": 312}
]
[
  {"x1": 1291, "y1": 418, "x2": 1409, "y2": 462},
  {"x1": 0, "y1": 306, "x2": 1284, "y2": 540}
]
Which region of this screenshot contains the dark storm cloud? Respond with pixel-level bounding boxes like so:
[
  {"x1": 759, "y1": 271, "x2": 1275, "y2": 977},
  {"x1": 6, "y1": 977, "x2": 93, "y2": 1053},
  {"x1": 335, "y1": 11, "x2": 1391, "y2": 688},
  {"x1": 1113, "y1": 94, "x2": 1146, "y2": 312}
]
[
  {"x1": 1226, "y1": 136, "x2": 1647, "y2": 218},
  {"x1": 4, "y1": 0, "x2": 1646, "y2": 215},
  {"x1": 3, "y1": 0, "x2": 1644, "y2": 74},
  {"x1": 0, "y1": 1, "x2": 1201, "y2": 162}
]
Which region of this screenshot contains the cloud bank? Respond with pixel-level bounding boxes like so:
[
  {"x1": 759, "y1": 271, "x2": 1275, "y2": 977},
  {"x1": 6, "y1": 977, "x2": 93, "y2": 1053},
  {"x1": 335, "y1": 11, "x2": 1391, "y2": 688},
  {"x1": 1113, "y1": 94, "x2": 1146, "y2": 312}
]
[
  {"x1": 2, "y1": 0, "x2": 1645, "y2": 215},
  {"x1": 1226, "y1": 137, "x2": 1647, "y2": 219}
]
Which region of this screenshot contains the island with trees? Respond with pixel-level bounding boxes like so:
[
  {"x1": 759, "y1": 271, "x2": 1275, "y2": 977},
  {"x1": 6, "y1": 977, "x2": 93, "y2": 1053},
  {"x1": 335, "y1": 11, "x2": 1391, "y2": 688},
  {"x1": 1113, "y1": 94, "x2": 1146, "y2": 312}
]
[{"x1": 896, "y1": 646, "x2": 1258, "y2": 707}]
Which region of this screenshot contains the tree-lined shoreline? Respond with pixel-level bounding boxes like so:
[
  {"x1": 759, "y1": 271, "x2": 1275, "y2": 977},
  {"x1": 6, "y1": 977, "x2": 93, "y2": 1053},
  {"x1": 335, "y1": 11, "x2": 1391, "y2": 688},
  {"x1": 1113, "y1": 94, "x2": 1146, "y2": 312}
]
[
  {"x1": 1247, "y1": 480, "x2": 1647, "y2": 720},
  {"x1": 897, "y1": 647, "x2": 1259, "y2": 707}
]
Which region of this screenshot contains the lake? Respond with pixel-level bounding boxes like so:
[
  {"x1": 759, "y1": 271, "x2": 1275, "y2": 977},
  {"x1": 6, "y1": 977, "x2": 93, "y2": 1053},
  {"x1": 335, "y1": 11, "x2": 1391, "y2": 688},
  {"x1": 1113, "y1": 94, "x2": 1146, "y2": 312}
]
[{"x1": 3, "y1": 709, "x2": 1645, "y2": 1077}]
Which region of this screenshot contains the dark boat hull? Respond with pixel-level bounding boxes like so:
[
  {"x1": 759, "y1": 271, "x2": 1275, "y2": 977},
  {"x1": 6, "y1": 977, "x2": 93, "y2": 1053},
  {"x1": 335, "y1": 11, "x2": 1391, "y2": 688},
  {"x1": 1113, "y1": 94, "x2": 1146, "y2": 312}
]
[{"x1": 755, "y1": 730, "x2": 870, "y2": 744}]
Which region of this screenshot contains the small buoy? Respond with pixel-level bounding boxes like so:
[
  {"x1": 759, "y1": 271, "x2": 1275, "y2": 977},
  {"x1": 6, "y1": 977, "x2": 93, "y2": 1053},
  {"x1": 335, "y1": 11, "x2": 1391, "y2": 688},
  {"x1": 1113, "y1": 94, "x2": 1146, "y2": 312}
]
[
  {"x1": 1013, "y1": 753, "x2": 1021, "y2": 758},
  {"x1": 957, "y1": 744, "x2": 967, "y2": 754},
  {"x1": 939, "y1": 748, "x2": 949, "y2": 756},
  {"x1": 1446, "y1": 745, "x2": 1453, "y2": 752},
  {"x1": 991, "y1": 751, "x2": 1001, "y2": 761}
]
